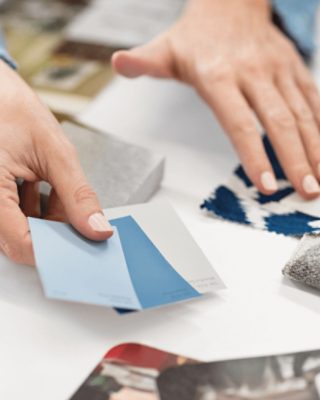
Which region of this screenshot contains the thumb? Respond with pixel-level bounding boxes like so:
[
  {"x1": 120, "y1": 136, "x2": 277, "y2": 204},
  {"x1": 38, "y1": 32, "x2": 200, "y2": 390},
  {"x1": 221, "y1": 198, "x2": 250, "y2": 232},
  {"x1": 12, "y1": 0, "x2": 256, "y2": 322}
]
[
  {"x1": 112, "y1": 35, "x2": 174, "y2": 79},
  {"x1": 48, "y1": 146, "x2": 113, "y2": 242}
]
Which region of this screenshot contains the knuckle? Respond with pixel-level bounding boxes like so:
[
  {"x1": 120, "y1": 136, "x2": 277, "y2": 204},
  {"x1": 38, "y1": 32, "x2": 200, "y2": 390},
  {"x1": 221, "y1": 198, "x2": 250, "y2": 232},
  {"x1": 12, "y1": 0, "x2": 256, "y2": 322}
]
[
  {"x1": 242, "y1": 60, "x2": 265, "y2": 78},
  {"x1": 0, "y1": 174, "x2": 13, "y2": 191},
  {"x1": 270, "y1": 56, "x2": 288, "y2": 72},
  {"x1": 195, "y1": 61, "x2": 233, "y2": 84},
  {"x1": 0, "y1": 186, "x2": 19, "y2": 205},
  {"x1": 306, "y1": 140, "x2": 320, "y2": 156},
  {"x1": 283, "y1": 40, "x2": 296, "y2": 54},
  {"x1": 47, "y1": 140, "x2": 79, "y2": 179},
  {"x1": 289, "y1": 163, "x2": 308, "y2": 176},
  {"x1": 2, "y1": 242, "x2": 24, "y2": 264},
  {"x1": 231, "y1": 121, "x2": 257, "y2": 141},
  {"x1": 300, "y1": 78, "x2": 317, "y2": 96},
  {"x1": 294, "y1": 108, "x2": 314, "y2": 124},
  {"x1": 58, "y1": 140, "x2": 78, "y2": 163},
  {"x1": 267, "y1": 110, "x2": 295, "y2": 131},
  {"x1": 0, "y1": 152, "x2": 12, "y2": 166},
  {"x1": 48, "y1": 132, "x2": 77, "y2": 157},
  {"x1": 64, "y1": 140, "x2": 77, "y2": 158},
  {"x1": 73, "y1": 184, "x2": 97, "y2": 204}
]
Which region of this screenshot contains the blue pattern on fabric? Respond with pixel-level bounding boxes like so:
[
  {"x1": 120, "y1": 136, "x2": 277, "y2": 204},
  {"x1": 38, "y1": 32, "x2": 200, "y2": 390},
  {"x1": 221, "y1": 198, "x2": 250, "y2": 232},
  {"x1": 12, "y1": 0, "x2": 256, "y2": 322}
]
[
  {"x1": 201, "y1": 135, "x2": 320, "y2": 237},
  {"x1": 262, "y1": 136, "x2": 287, "y2": 180},
  {"x1": 234, "y1": 166, "x2": 253, "y2": 188},
  {"x1": 265, "y1": 213, "x2": 319, "y2": 236},
  {"x1": 256, "y1": 187, "x2": 295, "y2": 205},
  {"x1": 201, "y1": 186, "x2": 251, "y2": 226}
]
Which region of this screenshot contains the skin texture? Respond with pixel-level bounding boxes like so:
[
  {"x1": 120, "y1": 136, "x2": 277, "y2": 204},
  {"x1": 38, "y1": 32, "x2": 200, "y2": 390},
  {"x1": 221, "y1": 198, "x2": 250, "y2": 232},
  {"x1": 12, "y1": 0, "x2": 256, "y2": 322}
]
[
  {"x1": 0, "y1": 60, "x2": 113, "y2": 266},
  {"x1": 112, "y1": 0, "x2": 320, "y2": 199}
]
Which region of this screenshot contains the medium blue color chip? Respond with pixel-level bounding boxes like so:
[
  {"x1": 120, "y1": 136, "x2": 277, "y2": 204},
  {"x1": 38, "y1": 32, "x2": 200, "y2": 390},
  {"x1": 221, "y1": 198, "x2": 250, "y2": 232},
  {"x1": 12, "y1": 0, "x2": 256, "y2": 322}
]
[{"x1": 110, "y1": 216, "x2": 200, "y2": 309}]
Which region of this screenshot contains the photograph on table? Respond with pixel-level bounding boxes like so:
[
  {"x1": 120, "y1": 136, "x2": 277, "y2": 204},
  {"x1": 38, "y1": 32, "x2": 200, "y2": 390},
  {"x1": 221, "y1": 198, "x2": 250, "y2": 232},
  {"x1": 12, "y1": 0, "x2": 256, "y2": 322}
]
[
  {"x1": 0, "y1": 0, "x2": 115, "y2": 116},
  {"x1": 157, "y1": 348, "x2": 320, "y2": 400},
  {"x1": 70, "y1": 342, "x2": 196, "y2": 400}
]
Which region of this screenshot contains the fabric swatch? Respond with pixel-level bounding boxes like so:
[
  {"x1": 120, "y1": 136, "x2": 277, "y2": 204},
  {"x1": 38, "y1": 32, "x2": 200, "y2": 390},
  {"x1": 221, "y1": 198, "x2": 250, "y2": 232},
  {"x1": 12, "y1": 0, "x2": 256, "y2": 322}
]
[
  {"x1": 283, "y1": 233, "x2": 320, "y2": 289},
  {"x1": 201, "y1": 136, "x2": 320, "y2": 237}
]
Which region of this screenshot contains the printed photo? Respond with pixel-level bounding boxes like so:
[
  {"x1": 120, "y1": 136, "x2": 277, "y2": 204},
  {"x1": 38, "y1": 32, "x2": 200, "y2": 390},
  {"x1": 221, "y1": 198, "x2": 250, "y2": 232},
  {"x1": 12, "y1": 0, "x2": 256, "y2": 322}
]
[
  {"x1": 157, "y1": 349, "x2": 320, "y2": 400},
  {"x1": 70, "y1": 343, "x2": 196, "y2": 400}
]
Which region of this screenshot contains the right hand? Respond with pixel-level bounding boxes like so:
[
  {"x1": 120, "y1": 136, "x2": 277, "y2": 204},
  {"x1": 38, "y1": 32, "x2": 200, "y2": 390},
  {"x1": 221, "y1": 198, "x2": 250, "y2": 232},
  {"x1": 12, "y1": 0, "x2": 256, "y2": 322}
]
[
  {"x1": 113, "y1": 0, "x2": 320, "y2": 198},
  {"x1": 0, "y1": 60, "x2": 113, "y2": 266}
]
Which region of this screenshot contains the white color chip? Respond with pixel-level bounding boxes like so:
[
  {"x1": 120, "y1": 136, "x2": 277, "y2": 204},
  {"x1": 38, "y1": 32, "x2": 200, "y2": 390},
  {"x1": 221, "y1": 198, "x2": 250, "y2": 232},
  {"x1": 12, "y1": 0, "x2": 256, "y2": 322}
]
[{"x1": 105, "y1": 202, "x2": 225, "y2": 293}]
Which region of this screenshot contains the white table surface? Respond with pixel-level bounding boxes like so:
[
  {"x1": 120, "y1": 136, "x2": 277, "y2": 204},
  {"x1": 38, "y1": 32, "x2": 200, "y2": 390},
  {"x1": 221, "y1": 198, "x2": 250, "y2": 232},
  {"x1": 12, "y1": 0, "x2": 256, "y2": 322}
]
[{"x1": 2, "y1": 69, "x2": 320, "y2": 400}]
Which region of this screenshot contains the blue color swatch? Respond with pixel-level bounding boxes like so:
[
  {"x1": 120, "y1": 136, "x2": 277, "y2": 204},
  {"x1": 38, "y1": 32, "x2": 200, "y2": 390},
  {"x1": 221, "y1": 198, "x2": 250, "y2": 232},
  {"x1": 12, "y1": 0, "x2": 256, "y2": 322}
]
[
  {"x1": 111, "y1": 216, "x2": 200, "y2": 309},
  {"x1": 29, "y1": 215, "x2": 200, "y2": 310}
]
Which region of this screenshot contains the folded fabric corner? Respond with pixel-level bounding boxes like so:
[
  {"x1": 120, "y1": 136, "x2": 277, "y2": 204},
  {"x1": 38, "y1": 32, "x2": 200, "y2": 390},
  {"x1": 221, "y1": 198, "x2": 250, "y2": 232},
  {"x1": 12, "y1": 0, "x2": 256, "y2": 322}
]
[{"x1": 283, "y1": 233, "x2": 320, "y2": 289}]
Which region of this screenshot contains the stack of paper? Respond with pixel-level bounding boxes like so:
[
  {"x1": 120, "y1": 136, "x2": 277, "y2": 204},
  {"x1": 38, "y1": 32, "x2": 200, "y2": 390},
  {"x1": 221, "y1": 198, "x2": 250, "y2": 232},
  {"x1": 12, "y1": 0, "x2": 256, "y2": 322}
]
[{"x1": 29, "y1": 202, "x2": 224, "y2": 311}]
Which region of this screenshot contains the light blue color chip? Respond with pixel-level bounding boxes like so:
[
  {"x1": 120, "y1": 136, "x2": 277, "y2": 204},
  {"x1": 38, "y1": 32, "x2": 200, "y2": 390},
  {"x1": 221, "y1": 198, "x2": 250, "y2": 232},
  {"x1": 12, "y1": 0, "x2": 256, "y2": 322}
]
[
  {"x1": 29, "y1": 215, "x2": 200, "y2": 310},
  {"x1": 29, "y1": 219, "x2": 141, "y2": 310}
]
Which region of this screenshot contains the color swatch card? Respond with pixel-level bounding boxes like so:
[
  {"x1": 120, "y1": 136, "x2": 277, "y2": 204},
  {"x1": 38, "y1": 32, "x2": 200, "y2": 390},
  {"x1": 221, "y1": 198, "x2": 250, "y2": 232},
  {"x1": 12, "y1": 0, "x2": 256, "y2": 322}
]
[{"x1": 29, "y1": 202, "x2": 225, "y2": 310}]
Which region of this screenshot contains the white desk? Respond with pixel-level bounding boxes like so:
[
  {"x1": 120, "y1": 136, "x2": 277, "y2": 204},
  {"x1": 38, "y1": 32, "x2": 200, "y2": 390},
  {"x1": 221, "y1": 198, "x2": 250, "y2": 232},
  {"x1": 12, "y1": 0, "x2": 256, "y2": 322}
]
[{"x1": 1, "y1": 74, "x2": 320, "y2": 399}]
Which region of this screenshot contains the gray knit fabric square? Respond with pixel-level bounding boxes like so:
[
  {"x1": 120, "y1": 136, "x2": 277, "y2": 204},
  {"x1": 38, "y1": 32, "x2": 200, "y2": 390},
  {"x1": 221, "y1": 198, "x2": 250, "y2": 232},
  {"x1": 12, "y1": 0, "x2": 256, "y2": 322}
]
[{"x1": 283, "y1": 234, "x2": 320, "y2": 289}]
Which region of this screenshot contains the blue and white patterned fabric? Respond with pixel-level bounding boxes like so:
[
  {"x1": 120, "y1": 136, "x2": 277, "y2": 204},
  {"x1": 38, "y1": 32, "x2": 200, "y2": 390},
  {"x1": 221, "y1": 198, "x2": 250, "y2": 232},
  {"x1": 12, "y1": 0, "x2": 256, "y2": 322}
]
[{"x1": 201, "y1": 136, "x2": 320, "y2": 237}]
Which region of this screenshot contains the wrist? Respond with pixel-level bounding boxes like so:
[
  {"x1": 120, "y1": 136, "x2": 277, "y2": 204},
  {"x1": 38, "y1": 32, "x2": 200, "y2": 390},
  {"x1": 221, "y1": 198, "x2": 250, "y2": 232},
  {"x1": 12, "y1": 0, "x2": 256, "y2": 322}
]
[
  {"x1": 185, "y1": 0, "x2": 271, "y2": 19},
  {"x1": 248, "y1": 0, "x2": 271, "y2": 18}
]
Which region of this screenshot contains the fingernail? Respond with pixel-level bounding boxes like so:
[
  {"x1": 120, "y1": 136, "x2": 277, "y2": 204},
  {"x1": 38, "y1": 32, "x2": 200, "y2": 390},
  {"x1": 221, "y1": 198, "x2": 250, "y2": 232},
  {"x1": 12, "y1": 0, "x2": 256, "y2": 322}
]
[
  {"x1": 88, "y1": 213, "x2": 113, "y2": 232},
  {"x1": 261, "y1": 171, "x2": 278, "y2": 191},
  {"x1": 303, "y1": 174, "x2": 320, "y2": 194}
]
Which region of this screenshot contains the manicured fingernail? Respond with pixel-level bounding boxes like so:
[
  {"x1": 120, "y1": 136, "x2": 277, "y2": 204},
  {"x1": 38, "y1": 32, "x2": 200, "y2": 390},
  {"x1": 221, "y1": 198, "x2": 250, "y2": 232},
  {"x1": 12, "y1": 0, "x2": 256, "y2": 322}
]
[
  {"x1": 88, "y1": 213, "x2": 113, "y2": 232},
  {"x1": 302, "y1": 174, "x2": 320, "y2": 194},
  {"x1": 261, "y1": 171, "x2": 278, "y2": 191}
]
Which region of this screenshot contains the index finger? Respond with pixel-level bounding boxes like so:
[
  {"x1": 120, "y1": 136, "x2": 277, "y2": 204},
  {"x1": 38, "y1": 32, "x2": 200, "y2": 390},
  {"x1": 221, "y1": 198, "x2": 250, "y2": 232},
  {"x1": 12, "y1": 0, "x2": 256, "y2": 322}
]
[
  {"x1": 197, "y1": 79, "x2": 278, "y2": 194},
  {"x1": 243, "y1": 79, "x2": 320, "y2": 198}
]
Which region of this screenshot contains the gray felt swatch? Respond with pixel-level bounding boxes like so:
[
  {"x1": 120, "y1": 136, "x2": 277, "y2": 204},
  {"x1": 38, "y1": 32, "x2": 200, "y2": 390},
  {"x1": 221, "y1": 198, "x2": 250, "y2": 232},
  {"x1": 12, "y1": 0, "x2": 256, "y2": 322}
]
[
  {"x1": 283, "y1": 234, "x2": 320, "y2": 289},
  {"x1": 40, "y1": 121, "x2": 165, "y2": 208}
]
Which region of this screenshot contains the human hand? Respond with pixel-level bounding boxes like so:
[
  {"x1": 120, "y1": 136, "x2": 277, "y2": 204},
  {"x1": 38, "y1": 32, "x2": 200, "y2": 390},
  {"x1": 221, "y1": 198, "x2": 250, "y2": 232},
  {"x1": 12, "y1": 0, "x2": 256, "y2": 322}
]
[
  {"x1": 112, "y1": 0, "x2": 320, "y2": 198},
  {"x1": 0, "y1": 60, "x2": 113, "y2": 266}
]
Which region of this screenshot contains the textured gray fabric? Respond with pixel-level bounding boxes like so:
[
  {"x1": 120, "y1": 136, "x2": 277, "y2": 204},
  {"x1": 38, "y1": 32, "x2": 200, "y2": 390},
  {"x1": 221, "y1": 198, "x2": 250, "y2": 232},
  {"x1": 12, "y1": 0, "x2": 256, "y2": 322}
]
[
  {"x1": 283, "y1": 234, "x2": 320, "y2": 289},
  {"x1": 40, "y1": 121, "x2": 165, "y2": 208}
]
